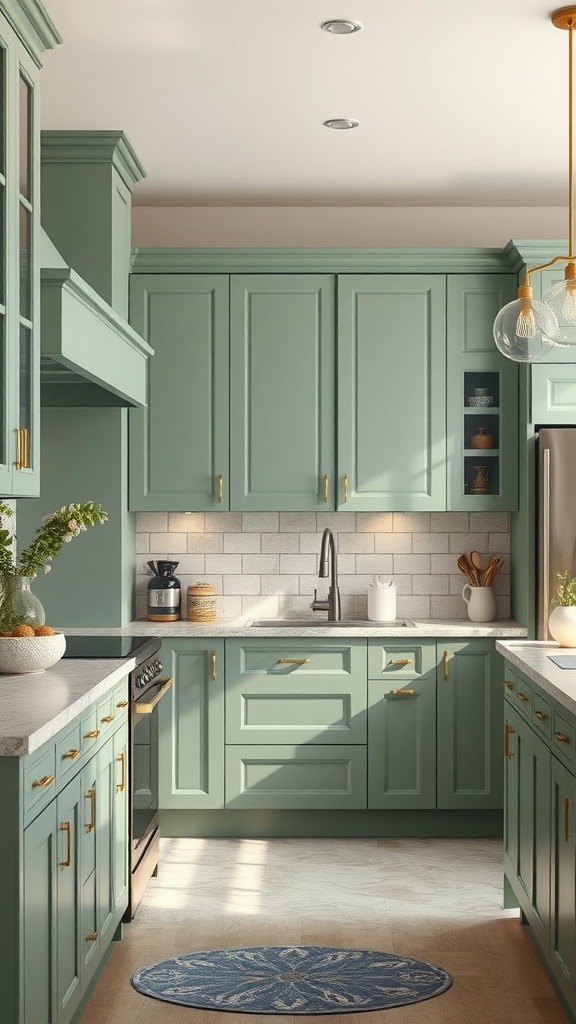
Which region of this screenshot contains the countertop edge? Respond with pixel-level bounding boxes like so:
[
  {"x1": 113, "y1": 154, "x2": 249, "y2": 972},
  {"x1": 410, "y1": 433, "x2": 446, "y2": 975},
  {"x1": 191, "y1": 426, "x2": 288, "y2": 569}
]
[{"x1": 496, "y1": 640, "x2": 576, "y2": 717}]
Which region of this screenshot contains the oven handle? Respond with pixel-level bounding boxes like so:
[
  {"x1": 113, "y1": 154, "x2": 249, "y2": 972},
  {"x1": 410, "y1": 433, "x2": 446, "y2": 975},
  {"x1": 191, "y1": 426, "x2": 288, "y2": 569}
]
[{"x1": 133, "y1": 677, "x2": 173, "y2": 715}]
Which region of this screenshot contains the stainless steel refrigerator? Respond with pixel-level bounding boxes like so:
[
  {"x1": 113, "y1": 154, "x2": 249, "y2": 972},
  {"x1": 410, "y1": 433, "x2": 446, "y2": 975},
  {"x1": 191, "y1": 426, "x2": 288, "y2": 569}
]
[{"x1": 537, "y1": 428, "x2": 576, "y2": 638}]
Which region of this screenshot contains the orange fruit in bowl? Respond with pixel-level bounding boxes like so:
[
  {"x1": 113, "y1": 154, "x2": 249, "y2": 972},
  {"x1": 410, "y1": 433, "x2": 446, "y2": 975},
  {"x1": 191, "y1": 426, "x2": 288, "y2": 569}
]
[
  {"x1": 34, "y1": 625, "x2": 55, "y2": 636},
  {"x1": 0, "y1": 631, "x2": 12, "y2": 637},
  {"x1": 11, "y1": 624, "x2": 35, "y2": 637}
]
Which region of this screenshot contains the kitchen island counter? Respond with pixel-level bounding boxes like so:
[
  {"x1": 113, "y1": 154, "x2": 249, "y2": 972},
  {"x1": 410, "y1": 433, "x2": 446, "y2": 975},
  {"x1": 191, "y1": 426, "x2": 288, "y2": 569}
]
[{"x1": 496, "y1": 639, "x2": 576, "y2": 717}]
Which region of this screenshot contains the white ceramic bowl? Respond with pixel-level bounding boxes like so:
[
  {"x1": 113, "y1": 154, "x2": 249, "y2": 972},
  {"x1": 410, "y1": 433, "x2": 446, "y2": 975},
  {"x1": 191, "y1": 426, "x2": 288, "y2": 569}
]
[
  {"x1": 468, "y1": 395, "x2": 494, "y2": 407},
  {"x1": 0, "y1": 632, "x2": 66, "y2": 674}
]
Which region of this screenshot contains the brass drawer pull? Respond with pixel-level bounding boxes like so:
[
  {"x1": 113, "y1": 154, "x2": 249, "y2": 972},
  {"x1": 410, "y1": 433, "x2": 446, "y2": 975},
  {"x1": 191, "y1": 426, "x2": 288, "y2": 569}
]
[
  {"x1": 555, "y1": 732, "x2": 571, "y2": 743},
  {"x1": 62, "y1": 748, "x2": 80, "y2": 760},
  {"x1": 59, "y1": 821, "x2": 72, "y2": 867},
  {"x1": 517, "y1": 692, "x2": 529, "y2": 702},
  {"x1": 390, "y1": 688, "x2": 415, "y2": 695},
  {"x1": 85, "y1": 932, "x2": 98, "y2": 942},
  {"x1": 115, "y1": 752, "x2": 125, "y2": 793},
  {"x1": 218, "y1": 473, "x2": 223, "y2": 504},
  {"x1": 505, "y1": 723, "x2": 515, "y2": 760},
  {"x1": 389, "y1": 658, "x2": 413, "y2": 666},
  {"x1": 85, "y1": 788, "x2": 96, "y2": 833},
  {"x1": 116, "y1": 700, "x2": 128, "y2": 708},
  {"x1": 84, "y1": 730, "x2": 100, "y2": 740},
  {"x1": 443, "y1": 649, "x2": 449, "y2": 680},
  {"x1": 504, "y1": 680, "x2": 514, "y2": 689},
  {"x1": 277, "y1": 658, "x2": 311, "y2": 665},
  {"x1": 100, "y1": 715, "x2": 115, "y2": 723},
  {"x1": 32, "y1": 774, "x2": 55, "y2": 788},
  {"x1": 343, "y1": 474, "x2": 348, "y2": 503},
  {"x1": 211, "y1": 650, "x2": 217, "y2": 680},
  {"x1": 323, "y1": 473, "x2": 329, "y2": 503},
  {"x1": 534, "y1": 710, "x2": 548, "y2": 721}
]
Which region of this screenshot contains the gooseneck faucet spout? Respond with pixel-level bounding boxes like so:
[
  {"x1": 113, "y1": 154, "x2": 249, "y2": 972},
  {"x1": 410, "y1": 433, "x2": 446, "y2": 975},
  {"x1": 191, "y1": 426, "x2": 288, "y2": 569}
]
[{"x1": 311, "y1": 528, "x2": 341, "y2": 621}]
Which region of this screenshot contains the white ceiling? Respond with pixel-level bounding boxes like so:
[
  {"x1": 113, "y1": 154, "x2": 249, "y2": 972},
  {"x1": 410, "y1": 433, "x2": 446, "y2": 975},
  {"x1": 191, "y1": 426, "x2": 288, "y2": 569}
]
[{"x1": 39, "y1": 0, "x2": 575, "y2": 209}]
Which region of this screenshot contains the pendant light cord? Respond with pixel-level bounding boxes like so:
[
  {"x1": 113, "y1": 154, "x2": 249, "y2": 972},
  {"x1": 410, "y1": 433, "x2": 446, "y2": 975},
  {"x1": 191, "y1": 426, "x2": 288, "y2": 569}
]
[{"x1": 569, "y1": 17, "x2": 574, "y2": 260}]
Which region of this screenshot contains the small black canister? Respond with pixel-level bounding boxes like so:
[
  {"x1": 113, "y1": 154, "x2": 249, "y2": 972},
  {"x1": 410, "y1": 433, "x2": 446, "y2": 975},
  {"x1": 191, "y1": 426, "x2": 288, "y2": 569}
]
[{"x1": 147, "y1": 560, "x2": 181, "y2": 621}]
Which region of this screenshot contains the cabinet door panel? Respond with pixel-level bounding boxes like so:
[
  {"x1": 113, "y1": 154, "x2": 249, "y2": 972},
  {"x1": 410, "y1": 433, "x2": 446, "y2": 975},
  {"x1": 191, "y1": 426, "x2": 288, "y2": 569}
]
[
  {"x1": 129, "y1": 275, "x2": 229, "y2": 510},
  {"x1": 338, "y1": 275, "x2": 446, "y2": 511},
  {"x1": 158, "y1": 639, "x2": 225, "y2": 808},
  {"x1": 23, "y1": 802, "x2": 57, "y2": 1024},
  {"x1": 113, "y1": 725, "x2": 129, "y2": 914},
  {"x1": 225, "y1": 744, "x2": 367, "y2": 809},
  {"x1": 368, "y1": 679, "x2": 436, "y2": 809},
  {"x1": 96, "y1": 737, "x2": 115, "y2": 944},
  {"x1": 56, "y1": 775, "x2": 83, "y2": 1024},
  {"x1": 550, "y1": 755, "x2": 576, "y2": 1007},
  {"x1": 437, "y1": 641, "x2": 503, "y2": 809},
  {"x1": 230, "y1": 275, "x2": 335, "y2": 510}
]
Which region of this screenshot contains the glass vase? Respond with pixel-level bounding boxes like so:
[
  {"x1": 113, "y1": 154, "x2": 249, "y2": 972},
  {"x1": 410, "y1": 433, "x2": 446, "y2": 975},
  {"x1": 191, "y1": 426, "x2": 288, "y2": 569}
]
[{"x1": 0, "y1": 575, "x2": 45, "y2": 633}]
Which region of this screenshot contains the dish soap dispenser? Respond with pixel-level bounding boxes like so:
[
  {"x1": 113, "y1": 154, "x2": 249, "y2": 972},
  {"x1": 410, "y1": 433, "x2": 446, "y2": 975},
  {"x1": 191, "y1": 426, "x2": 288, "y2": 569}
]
[{"x1": 146, "y1": 560, "x2": 181, "y2": 621}]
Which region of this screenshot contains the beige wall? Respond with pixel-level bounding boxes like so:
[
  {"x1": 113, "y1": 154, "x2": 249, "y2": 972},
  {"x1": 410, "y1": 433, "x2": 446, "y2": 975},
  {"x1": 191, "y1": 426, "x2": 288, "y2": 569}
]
[{"x1": 131, "y1": 205, "x2": 566, "y2": 248}]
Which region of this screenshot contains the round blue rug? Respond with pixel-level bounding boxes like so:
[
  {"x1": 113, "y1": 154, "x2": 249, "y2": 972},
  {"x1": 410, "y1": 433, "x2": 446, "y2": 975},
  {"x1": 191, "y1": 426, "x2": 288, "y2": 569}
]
[{"x1": 131, "y1": 945, "x2": 452, "y2": 1014}]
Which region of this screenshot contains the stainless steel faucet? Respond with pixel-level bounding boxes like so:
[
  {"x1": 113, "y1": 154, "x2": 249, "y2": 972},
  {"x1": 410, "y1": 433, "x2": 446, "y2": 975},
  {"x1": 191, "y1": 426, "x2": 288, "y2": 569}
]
[{"x1": 311, "y1": 527, "x2": 341, "y2": 621}]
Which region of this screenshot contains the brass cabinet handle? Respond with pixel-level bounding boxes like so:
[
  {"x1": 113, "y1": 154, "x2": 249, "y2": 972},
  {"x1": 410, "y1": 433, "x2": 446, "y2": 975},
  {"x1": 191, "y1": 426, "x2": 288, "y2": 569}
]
[
  {"x1": 323, "y1": 473, "x2": 329, "y2": 503},
  {"x1": 84, "y1": 730, "x2": 100, "y2": 740},
  {"x1": 389, "y1": 658, "x2": 413, "y2": 666},
  {"x1": 116, "y1": 700, "x2": 128, "y2": 708},
  {"x1": 59, "y1": 821, "x2": 72, "y2": 867},
  {"x1": 443, "y1": 649, "x2": 449, "y2": 680},
  {"x1": 565, "y1": 797, "x2": 573, "y2": 843},
  {"x1": 32, "y1": 774, "x2": 55, "y2": 788},
  {"x1": 13, "y1": 428, "x2": 22, "y2": 469},
  {"x1": 390, "y1": 688, "x2": 415, "y2": 695},
  {"x1": 517, "y1": 692, "x2": 529, "y2": 702},
  {"x1": 343, "y1": 474, "x2": 348, "y2": 503},
  {"x1": 62, "y1": 748, "x2": 80, "y2": 760},
  {"x1": 134, "y1": 677, "x2": 173, "y2": 714},
  {"x1": 115, "y1": 752, "x2": 125, "y2": 793},
  {"x1": 211, "y1": 650, "x2": 217, "y2": 680},
  {"x1": 85, "y1": 788, "x2": 96, "y2": 833},
  {"x1": 534, "y1": 710, "x2": 548, "y2": 721},
  {"x1": 277, "y1": 658, "x2": 311, "y2": 664},
  {"x1": 218, "y1": 473, "x2": 223, "y2": 504},
  {"x1": 504, "y1": 680, "x2": 514, "y2": 690},
  {"x1": 85, "y1": 932, "x2": 98, "y2": 942},
  {"x1": 505, "y1": 723, "x2": 515, "y2": 760},
  {"x1": 100, "y1": 715, "x2": 115, "y2": 723},
  {"x1": 555, "y1": 732, "x2": 571, "y2": 743}
]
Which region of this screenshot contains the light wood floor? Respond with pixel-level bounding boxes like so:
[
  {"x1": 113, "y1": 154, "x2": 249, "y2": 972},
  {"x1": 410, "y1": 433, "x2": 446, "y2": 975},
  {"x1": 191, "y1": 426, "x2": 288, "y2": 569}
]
[{"x1": 78, "y1": 837, "x2": 567, "y2": 1024}]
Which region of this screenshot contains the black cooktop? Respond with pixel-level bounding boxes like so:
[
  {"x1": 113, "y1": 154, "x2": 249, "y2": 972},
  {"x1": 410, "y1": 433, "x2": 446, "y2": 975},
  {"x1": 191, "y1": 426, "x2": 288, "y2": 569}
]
[{"x1": 61, "y1": 635, "x2": 160, "y2": 660}]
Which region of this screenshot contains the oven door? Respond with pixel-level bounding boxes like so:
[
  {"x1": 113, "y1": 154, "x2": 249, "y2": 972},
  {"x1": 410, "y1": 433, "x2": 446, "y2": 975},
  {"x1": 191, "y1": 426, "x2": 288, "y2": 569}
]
[{"x1": 131, "y1": 676, "x2": 172, "y2": 862}]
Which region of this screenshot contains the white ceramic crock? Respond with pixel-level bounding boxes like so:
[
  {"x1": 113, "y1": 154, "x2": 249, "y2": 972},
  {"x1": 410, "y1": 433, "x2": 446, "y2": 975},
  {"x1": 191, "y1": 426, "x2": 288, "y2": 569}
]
[
  {"x1": 462, "y1": 584, "x2": 497, "y2": 623},
  {"x1": 548, "y1": 605, "x2": 576, "y2": 647}
]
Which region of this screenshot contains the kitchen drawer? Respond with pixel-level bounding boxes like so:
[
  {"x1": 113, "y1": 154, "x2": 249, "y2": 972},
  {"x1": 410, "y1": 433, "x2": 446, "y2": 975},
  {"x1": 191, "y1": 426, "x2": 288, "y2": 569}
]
[
  {"x1": 97, "y1": 691, "x2": 118, "y2": 735},
  {"x1": 532, "y1": 692, "x2": 552, "y2": 740},
  {"x1": 112, "y1": 679, "x2": 129, "y2": 723},
  {"x1": 23, "y1": 743, "x2": 57, "y2": 824},
  {"x1": 228, "y1": 638, "x2": 366, "y2": 677},
  {"x1": 225, "y1": 744, "x2": 367, "y2": 809},
  {"x1": 56, "y1": 720, "x2": 83, "y2": 784},
  {"x1": 81, "y1": 707, "x2": 101, "y2": 757},
  {"x1": 513, "y1": 675, "x2": 533, "y2": 719},
  {"x1": 368, "y1": 640, "x2": 436, "y2": 679},
  {"x1": 503, "y1": 666, "x2": 517, "y2": 698},
  {"x1": 553, "y1": 710, "x2": 576, "y2": 766}
]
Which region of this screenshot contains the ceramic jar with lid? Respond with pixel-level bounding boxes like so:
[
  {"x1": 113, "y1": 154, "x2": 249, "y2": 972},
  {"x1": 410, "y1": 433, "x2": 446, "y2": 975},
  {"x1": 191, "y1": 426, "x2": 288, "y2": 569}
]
[
  {"x1": 470, "y1": 426, "x2": 494, "y2": 449},
  {"x1": 187, "y1": 582, "x2": 217, "y2": 622}
]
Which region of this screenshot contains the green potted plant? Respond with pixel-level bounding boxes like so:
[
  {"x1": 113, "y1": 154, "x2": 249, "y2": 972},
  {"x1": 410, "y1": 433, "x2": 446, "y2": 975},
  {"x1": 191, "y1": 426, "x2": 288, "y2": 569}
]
[{"x1": 549, "y1": 570, "x2": 576, "y2": 647}]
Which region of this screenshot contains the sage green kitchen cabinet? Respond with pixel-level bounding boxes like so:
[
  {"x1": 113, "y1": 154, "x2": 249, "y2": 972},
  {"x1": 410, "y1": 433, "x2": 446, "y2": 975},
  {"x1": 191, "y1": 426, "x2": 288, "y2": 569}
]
[
  {"x1": 158, "y1": 639, "x2": 225, "y2": 809},
  {"x1": 225, "y1": 744, "x2": 367, "y2": 810},
  {"x1": 22, "y1": 797, "x2": 57, "y2": 1024},
  {"x1": 229, "y1": 275, "x2": 335, "y2": 511},
  {"x1": 531, "y1": 362, "x2": 576, "y2": 424},
  {"x1": 55, "y1": 774, "x2": 83, "y2": 1024},
  {"x1": 129, "y1": 275, "x2": 230, "y2": 511},
  {"x1": 446, "y1": 275, "x2": 518, "y2": 511},
  {"x1": 0, "y1": 6, "x2": 59, "y2": 496},
  {"x1": 337, "y1": 275, "x2": 446, "y2": 511},
  {"x1": 367, "y1": 640, "x2": 437, "y2": 809},
  {"x1": 550, "y1": 753, "x2": 576, "y2": 1010},
  {"x1": 533, "y1": 267, "x2": 576, "y2": 362},
  {"x1": 437, "y1": 640, "x2": 504, "y2": 809}
]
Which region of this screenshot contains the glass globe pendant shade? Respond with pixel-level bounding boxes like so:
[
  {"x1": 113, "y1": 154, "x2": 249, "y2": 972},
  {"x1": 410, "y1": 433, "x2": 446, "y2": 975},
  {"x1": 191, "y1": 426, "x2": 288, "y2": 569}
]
[
  {"x1": 493, "y1": 286, "x2": 559, "y2": 363},
  {"x1": 542, "y1": 263, "x2": 576, "y2": 343}
]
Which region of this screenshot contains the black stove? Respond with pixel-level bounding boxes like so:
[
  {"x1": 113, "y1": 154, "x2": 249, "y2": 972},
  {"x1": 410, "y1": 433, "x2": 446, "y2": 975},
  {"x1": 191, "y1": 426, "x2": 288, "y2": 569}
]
[{"x1": 61, "y1": 634, "x2": 159, "y2": 661}]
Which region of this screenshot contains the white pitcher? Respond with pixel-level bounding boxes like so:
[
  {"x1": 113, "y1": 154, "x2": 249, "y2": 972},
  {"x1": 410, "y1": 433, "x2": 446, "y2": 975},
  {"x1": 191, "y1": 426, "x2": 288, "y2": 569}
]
[{"x1": 462, "y1": 584, "x2": 497, "y2": 623}]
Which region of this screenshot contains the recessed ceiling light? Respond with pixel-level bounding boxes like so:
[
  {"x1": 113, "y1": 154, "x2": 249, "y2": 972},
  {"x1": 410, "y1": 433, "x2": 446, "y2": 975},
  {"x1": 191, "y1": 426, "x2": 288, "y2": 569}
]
[
  {"x1": 321, "y1": 19, "x2": 361, "y2": 34},
  {"x1": 323, "y1": 119, "x2": 359, "y2": 130}
]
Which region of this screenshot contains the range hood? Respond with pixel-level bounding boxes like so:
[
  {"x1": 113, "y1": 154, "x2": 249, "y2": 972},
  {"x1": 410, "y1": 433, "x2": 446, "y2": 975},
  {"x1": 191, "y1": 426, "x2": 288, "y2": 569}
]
[{"x1": 41, "y1": 267, "x2": 153, "y2": 408}]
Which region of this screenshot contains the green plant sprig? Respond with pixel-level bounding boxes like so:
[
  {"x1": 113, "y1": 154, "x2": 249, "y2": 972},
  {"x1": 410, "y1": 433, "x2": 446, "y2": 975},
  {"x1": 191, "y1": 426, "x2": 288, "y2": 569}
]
[
  {"x1": 0, "y1": 500, "x2": 108, "y2": 579},
  {"x1": 553, "y1": 570, "x2": 576, "y2": 607}
]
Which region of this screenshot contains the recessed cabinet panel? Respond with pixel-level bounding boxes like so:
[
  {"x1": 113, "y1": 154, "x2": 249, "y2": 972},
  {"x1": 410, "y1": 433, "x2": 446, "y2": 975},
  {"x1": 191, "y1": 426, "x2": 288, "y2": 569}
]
[
  {"x1": 225, "y1": 745, "x2": 367, "y2": 809},
  {"x1": 230, "y1": 275, "x2": 335, "y2": 510},
  {"x1": 337, "y1": 275, "x2": 446, "y2": 511},
  {"x1": 532, "y1": 363, "x2": 576, "y2": 424}
]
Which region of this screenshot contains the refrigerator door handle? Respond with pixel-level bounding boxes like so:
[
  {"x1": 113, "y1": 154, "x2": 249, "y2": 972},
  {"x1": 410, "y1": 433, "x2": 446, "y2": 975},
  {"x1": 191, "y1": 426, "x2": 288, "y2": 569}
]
[{"x1": 541, "y1": 446, "x2": 551, "y2": 639}]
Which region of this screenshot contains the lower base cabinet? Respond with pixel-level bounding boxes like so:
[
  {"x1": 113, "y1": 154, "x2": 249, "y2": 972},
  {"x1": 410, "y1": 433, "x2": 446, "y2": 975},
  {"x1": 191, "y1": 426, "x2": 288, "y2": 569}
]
[
  {"x1": 504, "y1": 661, "x2": 576, "y2": 1020},
  {"x1": 158, "y1": 636, "x2": 505, "y2": 817},
  {"x1": 1, "y1": 685, "x2": 129, "y2": 1024}
]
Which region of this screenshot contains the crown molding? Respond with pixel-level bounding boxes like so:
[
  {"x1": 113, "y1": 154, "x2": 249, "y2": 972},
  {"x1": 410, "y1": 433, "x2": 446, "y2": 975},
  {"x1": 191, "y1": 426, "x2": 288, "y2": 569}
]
[
  {"x1": 41, "y1": 131, "x2": 146, "y2": 190},
  {"x1": 0, "y1": 0, "x2": 61, "y2": 66}
]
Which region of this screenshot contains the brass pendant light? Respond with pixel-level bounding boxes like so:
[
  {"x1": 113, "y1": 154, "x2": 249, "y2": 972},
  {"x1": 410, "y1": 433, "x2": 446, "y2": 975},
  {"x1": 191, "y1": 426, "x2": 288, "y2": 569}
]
[{"x1": 494, "y1": 6, "x2": 576, "y2": 361}]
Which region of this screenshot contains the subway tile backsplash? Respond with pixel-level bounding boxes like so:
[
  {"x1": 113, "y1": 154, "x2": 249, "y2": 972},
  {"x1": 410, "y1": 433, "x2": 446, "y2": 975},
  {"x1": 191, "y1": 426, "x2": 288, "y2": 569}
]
[{"x1": 135, "y1": 511, "x2": 511, "y2": 622}]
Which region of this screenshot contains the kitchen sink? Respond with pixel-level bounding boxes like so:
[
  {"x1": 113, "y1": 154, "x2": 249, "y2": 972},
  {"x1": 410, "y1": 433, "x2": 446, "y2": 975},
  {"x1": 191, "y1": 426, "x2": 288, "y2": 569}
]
[{"x1": 249, "y1": 618, "x2": 415, "y2": 628}]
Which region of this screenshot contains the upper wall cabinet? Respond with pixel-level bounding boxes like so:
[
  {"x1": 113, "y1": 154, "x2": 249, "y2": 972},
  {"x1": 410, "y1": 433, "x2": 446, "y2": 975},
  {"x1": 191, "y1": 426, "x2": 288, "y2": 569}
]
[
  {"x1": 446, "y1": 275, "x2": 518, "y2": 511},
  {"x1": 0, "y1": 2, "x2": 60, "y2": 497},
  {"x1": 338, "y1": 275, "x2": 446, "y2": 511}
]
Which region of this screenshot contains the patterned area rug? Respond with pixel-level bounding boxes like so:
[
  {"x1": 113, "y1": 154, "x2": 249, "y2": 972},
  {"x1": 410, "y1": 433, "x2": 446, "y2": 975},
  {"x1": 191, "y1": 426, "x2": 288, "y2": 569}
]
[{"x1": 131, "y1": 945, "x2": 453, "y2": 1014}]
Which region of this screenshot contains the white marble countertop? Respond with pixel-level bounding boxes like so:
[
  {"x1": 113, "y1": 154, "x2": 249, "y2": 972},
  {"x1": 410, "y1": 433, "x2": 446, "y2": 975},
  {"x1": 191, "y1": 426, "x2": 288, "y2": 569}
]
[
  {"x1": 0, "y1": 655, "x2": 138, "y2": 757},
  {"x1": 63, "y1": 617, "x2": 527, "y2": 639},
  {"x1": 496, "y1": 640, "x2": 576, "y2": 717}
]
